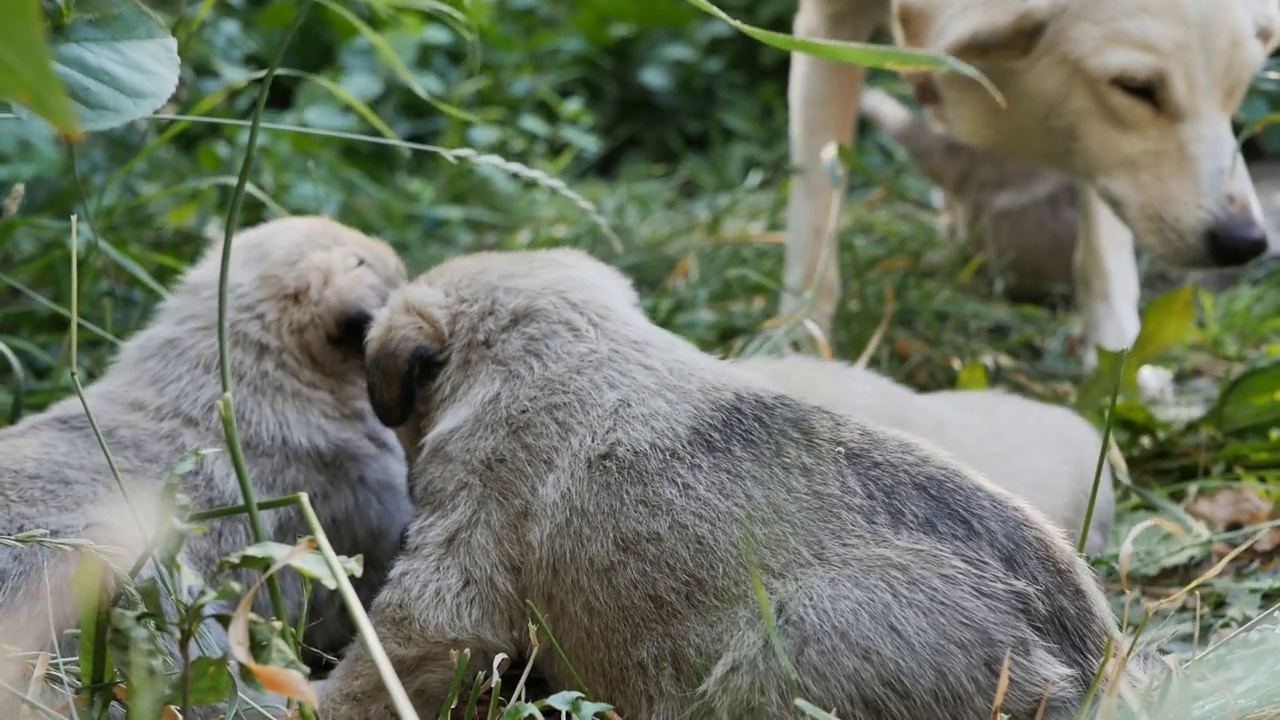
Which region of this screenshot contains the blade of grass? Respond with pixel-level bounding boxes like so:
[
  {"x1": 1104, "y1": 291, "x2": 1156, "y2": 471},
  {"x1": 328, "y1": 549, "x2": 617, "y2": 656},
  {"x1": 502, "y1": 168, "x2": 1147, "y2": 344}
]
[
  {"x1": 682, "y1": 0, "x2": 1004, "y2": 107},
  {"x1": 293, "y1": 493, "x2": 419, "y2": 719},
  {"x1": 146, "y1": 112, "x2": 622, "y2": 252},
  {"x1": 1079, "y1": 347, "x2": 1129, "y2": 554},
  {"x1": 213, "y1": 5, "x2": 314, "y2": 717},
  {"x1": 0, "y1": 339, "x2": 26, "y2": 424},
  {"x1": 314, "y1": 0, "x2": 479, "y2": 123}
]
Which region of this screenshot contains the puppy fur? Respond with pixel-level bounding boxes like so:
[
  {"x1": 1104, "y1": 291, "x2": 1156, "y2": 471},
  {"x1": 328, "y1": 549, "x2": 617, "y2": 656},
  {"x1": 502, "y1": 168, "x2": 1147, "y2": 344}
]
[
  {"x1": 0, "y1": 216, "x2": 412, "y2": 716},
  {"x1": 320, "y1": 247, "x2": 1148, "y2": 719},
  {"x1": 736, "y1": 353, "x2": 1115, "y2": 556}
]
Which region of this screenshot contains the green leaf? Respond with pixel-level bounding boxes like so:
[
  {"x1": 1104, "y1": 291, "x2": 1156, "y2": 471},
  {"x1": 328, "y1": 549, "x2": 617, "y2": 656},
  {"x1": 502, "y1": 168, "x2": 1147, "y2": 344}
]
[
  {"x1": 1075, "y1": 347, "x2": 1129, "y2": 413},
  {"x1": 0, "y1": 113, "x2": 63, "y2": 182},
  {"x1": 955, "y1": 361, "x2": 990, "y2": 390},
  {"x1": 1211, "y1": 359, "x2": 1280, "y2": 434},
  {"x1": 71, "y1": 552, "x2": 115, "y2": 712},
  {"x1": 681, "y1": 0, "x2": 1004, "y2": 107},
  {"x1": 170, "y1": 655, "x2": 236, "y2": 707},
  {"x1": 1124, "y1": 284, "x2": 1199, "y2": 396},
  {"x1": 502, "y1": 702, "x2": 545, "y2": 720},
  {"x1": 39, "y1": 0, "x2": 181, "y2": 133},
  {"x1": 219, "y1": 539, "x2": 364, "y2": 590},
  {"x1": 0, "y1": 0, "x2": 83, "y2": 138},
  {"x1": 108, "y1": 608, "x2": 171, "y2": 719},
  {"x1": 540, "y1": 690, "x2": 614, "y2": 719},
  {"x1": 236, "y1": 614, "x2": 311, "y2": 693}
]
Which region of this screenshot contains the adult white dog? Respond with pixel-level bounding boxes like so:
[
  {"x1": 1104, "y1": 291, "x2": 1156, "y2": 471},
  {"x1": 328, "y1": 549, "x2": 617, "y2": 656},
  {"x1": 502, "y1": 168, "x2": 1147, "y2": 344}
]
[{"x1": 783, "y1": 0, "x2": 1280, "y2": 384}]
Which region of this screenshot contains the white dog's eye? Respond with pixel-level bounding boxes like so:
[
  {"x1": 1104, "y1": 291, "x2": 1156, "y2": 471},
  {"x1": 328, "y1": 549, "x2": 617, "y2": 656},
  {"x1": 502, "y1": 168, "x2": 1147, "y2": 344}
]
[{"x1": 1110, "y1": 78, "x2": 1161, "y2": 111}]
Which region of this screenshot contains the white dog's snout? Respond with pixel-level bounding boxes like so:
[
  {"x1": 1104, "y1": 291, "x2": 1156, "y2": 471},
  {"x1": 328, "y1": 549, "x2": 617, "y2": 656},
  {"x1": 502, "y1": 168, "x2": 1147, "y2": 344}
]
[
  {"x1": 1227, "y1": 151, "x2": 1268, "y2": 223},
  {"x1": 1205, "y1": 157, "x2": 1270, "y2": 266}
]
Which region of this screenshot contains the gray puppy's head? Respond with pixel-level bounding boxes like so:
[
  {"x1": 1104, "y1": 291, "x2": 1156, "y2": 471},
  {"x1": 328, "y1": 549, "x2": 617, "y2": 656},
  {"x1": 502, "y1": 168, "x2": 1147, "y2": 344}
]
[{"x1": 363, "y1": 247, "x2": 639, "y2": 444}]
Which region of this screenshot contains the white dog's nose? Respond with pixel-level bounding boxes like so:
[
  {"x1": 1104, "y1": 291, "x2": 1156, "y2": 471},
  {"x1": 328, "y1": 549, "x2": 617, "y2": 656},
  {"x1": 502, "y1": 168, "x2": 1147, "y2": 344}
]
[{"x1": 1206, "y1": 213, "x2": 1269, "y2": 266}]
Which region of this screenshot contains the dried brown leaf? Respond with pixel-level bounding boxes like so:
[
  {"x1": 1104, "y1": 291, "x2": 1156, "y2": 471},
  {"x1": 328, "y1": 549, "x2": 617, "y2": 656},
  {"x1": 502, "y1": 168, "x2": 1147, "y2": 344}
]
[{"x1": 227, "y1": 538, "x2": 320, "y2": 709}]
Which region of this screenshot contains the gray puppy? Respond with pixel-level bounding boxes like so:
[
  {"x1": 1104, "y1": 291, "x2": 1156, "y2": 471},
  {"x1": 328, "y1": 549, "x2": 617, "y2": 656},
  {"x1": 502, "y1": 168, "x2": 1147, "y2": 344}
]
[
  {"x1": 319, "y1": 247, "x2": 1150, "y2": 719},
  {"x1": 0, "y1": 216, "x2": 412, "y2": 716}
]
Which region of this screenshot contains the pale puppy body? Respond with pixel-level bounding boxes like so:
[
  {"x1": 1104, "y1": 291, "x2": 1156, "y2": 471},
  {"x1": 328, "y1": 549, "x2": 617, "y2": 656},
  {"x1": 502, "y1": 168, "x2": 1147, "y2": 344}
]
[
  {"x1": 0, "y1": 216, "x2": 413, "y2": 717},
  {"x1": 736, "y1": 353, "x2": 1115, "y2": 556},
  {"x1": 320, "y1": 247, "x2": 1151, "y2": 720},
  {"x1": 783, "y1": 0, "x2": 1280, "y2": 381}
]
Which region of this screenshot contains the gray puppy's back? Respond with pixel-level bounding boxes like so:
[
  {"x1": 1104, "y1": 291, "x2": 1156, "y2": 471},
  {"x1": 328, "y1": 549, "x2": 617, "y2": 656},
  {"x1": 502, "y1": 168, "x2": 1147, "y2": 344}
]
[{"x1": 736, "y1": 353, "x2": 1116, "y2": 555}]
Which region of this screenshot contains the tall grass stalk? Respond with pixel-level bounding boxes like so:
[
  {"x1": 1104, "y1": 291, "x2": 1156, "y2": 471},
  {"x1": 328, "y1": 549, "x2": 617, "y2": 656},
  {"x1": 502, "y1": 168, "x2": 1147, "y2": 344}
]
[
  {"x1": 294, "y1": 493, "x2": 420, "y2": 719},
  {"x1": 212, "y1": 0, "x2": 312, "y2": 660},
  {"x1": 1078, "y1": 348, "x2": 1130, "y2": 555}
]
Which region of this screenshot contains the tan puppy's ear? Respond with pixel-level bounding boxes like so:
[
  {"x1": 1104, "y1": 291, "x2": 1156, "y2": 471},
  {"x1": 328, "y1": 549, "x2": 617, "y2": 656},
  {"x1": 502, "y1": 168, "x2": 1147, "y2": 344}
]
[
  {"x1": 892, "y1": 0, "x2": 1057, "y2": 64},
  {"x1": 364, "y1": 287, "x2": 450, "y2": 428}
]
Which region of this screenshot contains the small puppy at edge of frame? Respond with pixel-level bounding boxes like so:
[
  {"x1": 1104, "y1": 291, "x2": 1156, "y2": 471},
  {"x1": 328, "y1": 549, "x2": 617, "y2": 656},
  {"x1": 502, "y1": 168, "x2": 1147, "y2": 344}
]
[{"x1": 0, "y1": 216, "x2": 413, "y2": 718}]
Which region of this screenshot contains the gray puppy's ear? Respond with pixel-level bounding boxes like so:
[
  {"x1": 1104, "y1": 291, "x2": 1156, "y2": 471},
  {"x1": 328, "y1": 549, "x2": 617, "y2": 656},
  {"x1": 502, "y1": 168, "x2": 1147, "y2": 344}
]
[{"x1": 364, "y1": 290, "x2": 451, "y2": 428}]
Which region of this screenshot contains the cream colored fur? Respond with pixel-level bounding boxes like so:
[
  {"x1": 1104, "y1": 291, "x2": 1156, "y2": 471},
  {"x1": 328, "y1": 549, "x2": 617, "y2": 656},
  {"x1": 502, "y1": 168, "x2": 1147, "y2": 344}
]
[
  {"x1": 0, "y1": 216, "x2": 412, "y2": 718},
  {"x1": 319, "y1": 247, "x2": 1154, "y2": 719},
  {"x1": 783, "y1": 0, "x2": 1280, "y2": 381},
  {"x1": 736, "y1": 353, "x2": 1115, "y2": 555}
]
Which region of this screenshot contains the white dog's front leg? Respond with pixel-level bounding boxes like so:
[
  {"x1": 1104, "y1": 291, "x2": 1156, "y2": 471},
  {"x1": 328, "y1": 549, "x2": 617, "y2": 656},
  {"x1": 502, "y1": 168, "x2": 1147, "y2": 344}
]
[
  {"x1": 782, "y1": 0, "x2": 882, "y2": 339},
  {"x1": 1075, "y1": 183, "x2": 1174, "y2": 402}
]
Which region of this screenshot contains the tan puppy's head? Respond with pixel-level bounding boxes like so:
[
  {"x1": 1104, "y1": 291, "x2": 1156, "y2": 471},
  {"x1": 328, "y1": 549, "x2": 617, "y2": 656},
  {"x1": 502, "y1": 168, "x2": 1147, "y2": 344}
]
[
  {"x1": 894, "y1": 0, "x2": 1280, "y2": 268},
  {"x1": 123, "y1": 215, "x2": 407, "y2": 378},
  {"x1": 364, "y1": 248, "x2": 639, "y2": 449},
  {"x1": 213, "y1": 215, "x2": 407, "y2": 370},
  {"x1": 101, "y1": 214, "x2": 410, "y2": 439}
]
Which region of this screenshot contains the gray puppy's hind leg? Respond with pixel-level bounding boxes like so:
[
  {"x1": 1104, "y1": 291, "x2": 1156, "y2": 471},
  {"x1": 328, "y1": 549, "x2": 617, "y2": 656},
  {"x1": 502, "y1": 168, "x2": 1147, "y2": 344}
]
[{"x1": 687, "y1": 564, "x2": 1089, "y2": 720}]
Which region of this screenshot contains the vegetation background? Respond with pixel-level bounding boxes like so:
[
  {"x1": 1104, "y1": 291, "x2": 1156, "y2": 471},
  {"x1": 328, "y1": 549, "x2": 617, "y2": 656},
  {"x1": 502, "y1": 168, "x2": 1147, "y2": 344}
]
[{"x1": 4, "y1": 0, "x2": 1280, "y2": 716}]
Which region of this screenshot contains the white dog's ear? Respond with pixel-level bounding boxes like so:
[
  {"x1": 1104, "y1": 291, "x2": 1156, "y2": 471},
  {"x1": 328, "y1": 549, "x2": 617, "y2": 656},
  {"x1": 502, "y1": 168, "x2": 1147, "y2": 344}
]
[
  {"x1": 892, "y1": 0, "x2": 1058, "y2": 64},
  {"x1": 364, "y1": 287, "x2": 451, "y2": 428}
]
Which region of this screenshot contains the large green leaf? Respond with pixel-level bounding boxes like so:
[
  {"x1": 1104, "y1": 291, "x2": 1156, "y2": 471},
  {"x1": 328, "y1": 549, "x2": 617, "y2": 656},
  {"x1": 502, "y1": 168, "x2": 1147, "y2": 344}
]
[
  {"x1": 41, "y1": 0, "x2": 181, "y2": 133},
  {"x1": 682, "y1": 0, "x2": 1004, "y2": 106},
  {"x1": 1124, "y1": 284, "x2": 1198, "y2": 396},
  {"x1": 1210, "y1": 359, "x2": 1280, "y2": 434},
  {"x1": 0, "y1": 0, "x2": 83, "y2": 138}
]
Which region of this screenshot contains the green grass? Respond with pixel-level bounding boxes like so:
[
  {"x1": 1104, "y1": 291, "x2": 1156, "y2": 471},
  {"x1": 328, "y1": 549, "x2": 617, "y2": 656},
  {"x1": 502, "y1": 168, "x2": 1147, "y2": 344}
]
[{"x1": 3, "y1": 0, "x2": 1280, "y2": 716}]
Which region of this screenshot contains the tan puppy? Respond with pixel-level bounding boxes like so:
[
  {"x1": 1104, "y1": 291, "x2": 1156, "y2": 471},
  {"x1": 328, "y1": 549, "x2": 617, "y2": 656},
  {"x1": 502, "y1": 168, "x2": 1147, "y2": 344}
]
[
  {"x1": 783, "y1": 0, "x2": 1279, "y2": 384},
  {"x1": 0, "y1": 216, "x2": 412, "y2": 716},
  {"x1": 320, "y1": 247, "x2": 1149, "y2": 719},
  {"x1": 737, "y1": 353, "x2": 1115, "y2": 555}
]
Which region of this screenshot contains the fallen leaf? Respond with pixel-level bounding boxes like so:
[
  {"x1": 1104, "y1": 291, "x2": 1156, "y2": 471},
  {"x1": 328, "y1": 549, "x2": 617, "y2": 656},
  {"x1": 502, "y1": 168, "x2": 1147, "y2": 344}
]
[
  {"x1": 1186, "y1": 487, "x2": 1280, "y2": 554},
  {"x1": 891, "y1": 337, "x2": 928, "y2": 360},
  {"x1": 227, "y1": 539, "x2": 319, "y2": 709}
]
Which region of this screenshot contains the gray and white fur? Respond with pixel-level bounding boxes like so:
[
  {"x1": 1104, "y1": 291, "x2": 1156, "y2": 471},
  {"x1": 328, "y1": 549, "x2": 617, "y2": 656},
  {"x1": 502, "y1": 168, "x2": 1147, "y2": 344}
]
[
  {"x1": 320, "y1": 247, "x2": 1152, "y2": 719},
  {"x1": 736, "y1": 353, "x2": 1115, "y2": 556},
  {"x1": 0, "y1": 216, "x2": 413, "y2": 716}
]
